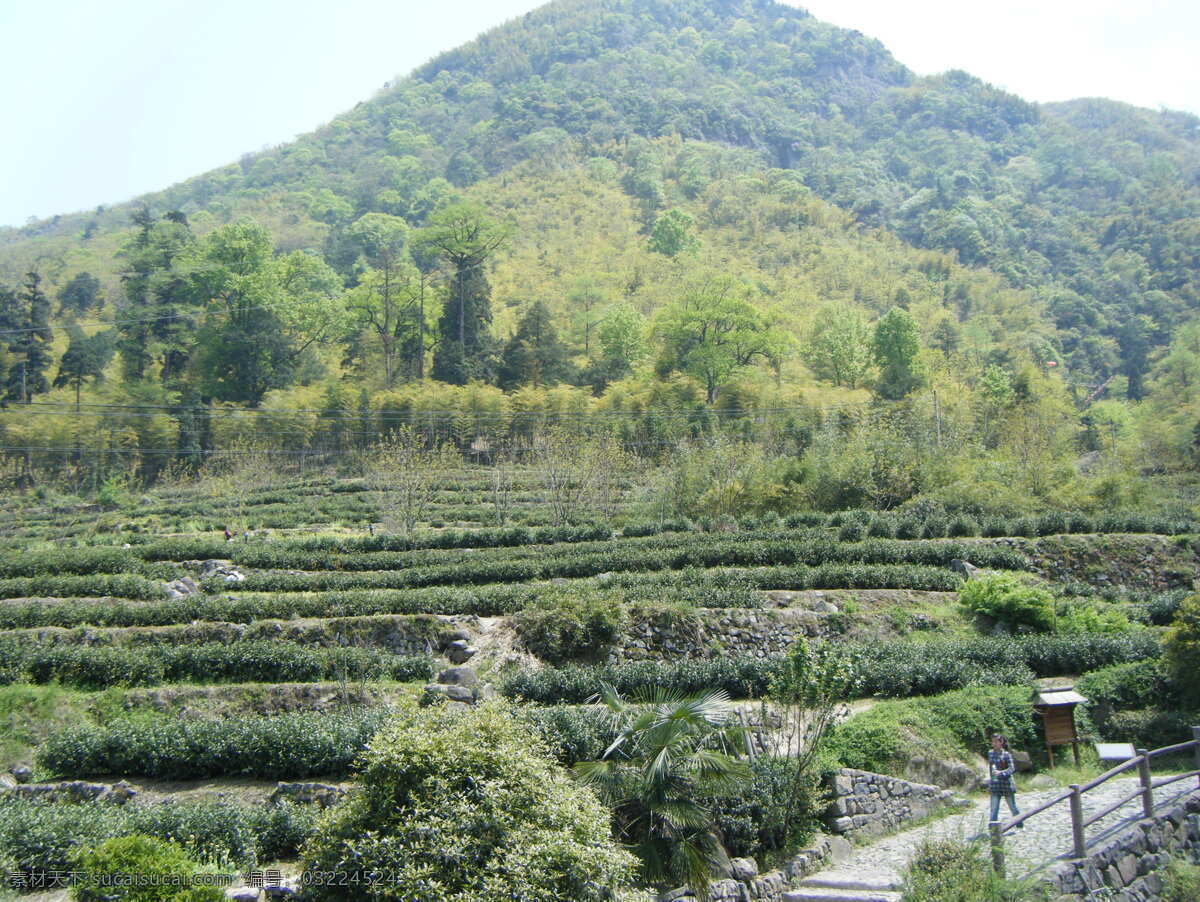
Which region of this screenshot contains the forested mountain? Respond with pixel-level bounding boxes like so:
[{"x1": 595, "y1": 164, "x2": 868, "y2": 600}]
[{"x1": 0, "y1": 0, "x2": 1198, "y2": 512}]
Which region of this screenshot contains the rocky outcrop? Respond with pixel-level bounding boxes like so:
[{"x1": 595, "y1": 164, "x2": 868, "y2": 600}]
[
  {"x1": 269, "y1": 781, "x2": 344, "y2": 808},
  {"x1": 4, "y1": 780, "x2": 138, "y2": 804}
]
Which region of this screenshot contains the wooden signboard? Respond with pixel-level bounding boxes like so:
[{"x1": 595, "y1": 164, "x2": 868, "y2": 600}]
[{"x1": 1034, "y1": 688, "x2": 1087, "y2": 767}]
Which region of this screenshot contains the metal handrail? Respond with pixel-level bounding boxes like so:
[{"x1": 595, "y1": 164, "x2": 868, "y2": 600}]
[{"x1": 988, "y1": 727, "x2": 1200, "y2": 878}]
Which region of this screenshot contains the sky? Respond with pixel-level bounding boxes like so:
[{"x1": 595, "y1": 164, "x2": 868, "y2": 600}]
[{"x1": 1, "y1": 0, "x2": 1197, "y2": 228}]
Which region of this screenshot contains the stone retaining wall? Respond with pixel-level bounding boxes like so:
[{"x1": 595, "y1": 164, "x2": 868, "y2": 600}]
[
  {"x1": 659, "y1": 834, "x2": 853, "y2": 902},
  {"x1": 824, "y1": 768, "x2": 959, "y2": 839},
  {"x1": 614, "y1": 608, "x2": 822, "y2": 662},
  {"x1": 1040, "y1": 790, "x2": 1200, "y2": 900}
]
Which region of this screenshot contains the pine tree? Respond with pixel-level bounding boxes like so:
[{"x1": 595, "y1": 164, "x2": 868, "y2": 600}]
[
  {"x1": 498, "y1": 300, "x2": 572, "y2": 389},
  {"x1": 6, "y1": 272, "x2": 53, "y2": 403}
]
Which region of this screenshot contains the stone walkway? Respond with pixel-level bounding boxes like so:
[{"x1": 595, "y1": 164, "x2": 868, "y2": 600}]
[{"x1": 822, "y1": 775, "x2": 1197, "y2": 886}]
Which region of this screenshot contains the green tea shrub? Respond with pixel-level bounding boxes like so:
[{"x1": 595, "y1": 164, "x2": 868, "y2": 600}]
[
  {"x1": 866, "y1": 517, "x2": 895, "y2": 538},
  {"x1": 0, "y1": 641, "x2": 434, "y2": 689},
  {"x1": 522, "y1": 705, "x2": 617, "y2": 767},
  {"x1": 513, "y1": 590, "x2": 630, "y2": 665},
  {"x1": 959, "y1": 572, "x2": 1055, "y2": 632},
  {"x1": 38, "y1": 710, "x2": 387, "y2": 780},
  {"x1": 298, "y1": 704, "x2": 638, "y2": 902},
  {"x1": 706, "y1": 755, "x2": 817, "y2": 859},
  {"x1": 946, "y1": 516, "x2": 979, "y2": 538},
  {"x1": 0, "y1": 799, "x2": 317, "y2": 884},
  {"x1": 502, "y1": 657, "x2": 783, "y2": 705},
  {"x1": 0, "y1": 574, "x2": 166, "y2": 601},
  {"x1": 72, "y1": 835, "x2": 226, "y2": 902}
]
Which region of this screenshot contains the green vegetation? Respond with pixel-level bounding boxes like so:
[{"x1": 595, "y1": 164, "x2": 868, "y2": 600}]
[
  {"x1": 899, "y1": 839, "x2": 1025, "y2": 902},
  {"x1": 574, "y1": 686, "x2": 750, "y2": 891},
  {"x1": 513, "y1": 588, "x2": 630, "y2": 664},
  {"x1": 827, "y1": 686, "x2": 1039, "y2": 775},
  {"x1": 0, "y1": 799, "x2": 317, "y2": 883},
  {"x1": 71, "y1": 835, "x2": 226, "y2": 902},
  {"x1": 299, "y1": 703, "x2": 639, "y2": 901},
  {"x1": 959, "y1": 573, "x2": 1056, "y2": 632},
  {"x1": 38, "y1": 710, "x2": 388, "y2": 780},
  {"x1": 0, "y1": 2, "x2": 1196, "y2": 891}
]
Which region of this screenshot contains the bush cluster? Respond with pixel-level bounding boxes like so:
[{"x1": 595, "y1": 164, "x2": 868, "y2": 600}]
[
  {"x1": 0, "y1": 640, "x2": 434, "y2": 689},
  {"x1": 958, "y1": 572, "x2": 1055, "y2": 632},
  {"x1": 504, "y1": 633, "x2": 1161, "y2": 706},
  {"x1": 38, "y1": 710, "x2": 387, "y2": 780},
  {"x1": 513, "y1": 590, "x2": 631, "y2": 665},
  {"x1": 827, "y1": 686, "x2": 1039, "y2": 775},
  {"x1": 0, "y1": 798, "x2": 318, "y2": 880},
  {"x1": 0, "y1": 574, "x2": 167, "y2": 602}
]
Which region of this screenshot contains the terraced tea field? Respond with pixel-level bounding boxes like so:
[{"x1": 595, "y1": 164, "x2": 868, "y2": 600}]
[{"x1": 0, "y1": 472, "x2": 1195, "y2": 898}]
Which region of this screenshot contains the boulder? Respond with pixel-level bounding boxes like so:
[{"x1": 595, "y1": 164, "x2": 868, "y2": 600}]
[
  {"x1": 226, "y1": 889, "x2": 261, "y2": 901},
  {"x1": 950, "y1": 559, "x2": 981, "y2": 579},
  {"x1": 1012, "y1": 750, "x2": 1033, "y2": 772},
  {"x1": 10, "y1": 765, "x2": 32, "y2": 784},
  {"x1": 200, "y1": 559, "x2": 235, "y2": 578},
  {"x1": 905, "y1": 755, "x2": 986, "y2": 791},
  {"x1": 437, "y1": 666, "x2": 479, "y2": 688},
  {"x1": 446, "y1": 639, "x2": 477, "y2": 664},
  {"x1": 730, "y1": 857, "x2": 758, "y2": 880}
]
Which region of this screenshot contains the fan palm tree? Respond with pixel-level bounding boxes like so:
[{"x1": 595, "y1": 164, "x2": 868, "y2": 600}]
[{"x1": 573, "y1": 682, "x2": 752, "y2": 892}]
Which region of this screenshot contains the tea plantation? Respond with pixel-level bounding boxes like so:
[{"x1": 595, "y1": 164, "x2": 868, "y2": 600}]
[{"x1": 0, "y1": 471, "x2": 1195, "y2": 899}]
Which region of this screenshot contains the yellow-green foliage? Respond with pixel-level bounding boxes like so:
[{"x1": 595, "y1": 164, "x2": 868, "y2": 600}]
[
  {"x1": 959, "y1": 573, "x2": 1055, "y2": 632},
  {"x1": 1164, "y1": 594, "x2": 1200, "y2": 707},
  {"x1": 72, "y1": 835, "x2": 224, "y2": 902}
]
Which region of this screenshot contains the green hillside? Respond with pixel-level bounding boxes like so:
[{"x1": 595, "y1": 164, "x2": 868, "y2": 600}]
[{"x1": 0, "y1": 0, "x2": 1197, "y2": 514}]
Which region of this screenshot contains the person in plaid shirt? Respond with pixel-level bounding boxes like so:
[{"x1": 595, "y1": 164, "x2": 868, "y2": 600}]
[{"x1": 988, "y1": 733, "x2": 1022, "y2": 824}]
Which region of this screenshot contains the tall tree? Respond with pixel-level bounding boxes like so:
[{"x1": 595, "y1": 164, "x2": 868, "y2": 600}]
[
  {"x1": 654, "y1": 275, "x2": 788, "y2": 404},
  {"x1": 872, "y1": 307, "x2": 925, "y2": 400},
  {"x1": 115, "y1": 209, "x2": 196, "y2": 383},
  {"x1": 803, "y1": 304, "x2": 873, "y2": 388},
  {"x1": 5, "y1": 272, "x2": 53, "y2": 403},
  {"x1": 189, "y1": 220, "x2": 345, "y2": 404},
  {"x1": 53, "y1": 328, "x2": 115, "y2": 411},
  {"x1": 344, "y1": 214, "x2": 430, "y2": 386},
  {"x1": 58, "y1": 272, "x2": 103, "y2": 314},
  {"x1": 648, "y1": 208, "x2": 700, "y2": 258},
  {"x1": 497, "y1": 300, "x2": 572, "y2": 389},
  {"x1": 414, "y1": 202, "x2": 510, "y2": 385}
]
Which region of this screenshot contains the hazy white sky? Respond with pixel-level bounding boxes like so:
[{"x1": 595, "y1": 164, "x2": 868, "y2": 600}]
[{"x1": 1, "y1": 0, "x2": 1196, "y2": 228}]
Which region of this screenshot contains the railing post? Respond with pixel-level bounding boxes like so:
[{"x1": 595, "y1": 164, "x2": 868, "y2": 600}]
[
  {"x1": 1069, "y1": 784, "x2": 1087, "y2": 858},
  {"x1": 989, "y1": 821, "x2": 1005, "y2": 877},
  {"x1": 1192, "y1": 727, "x2": 1200, "y2": 788},
  {"x1": 1137, "y1": 749, "x2": 1154, "y2": 818}
]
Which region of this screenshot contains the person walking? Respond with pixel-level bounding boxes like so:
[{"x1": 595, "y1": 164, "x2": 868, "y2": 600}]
[{"x1": 988, "y1": 733, "x2": 1022, "y2": 826}]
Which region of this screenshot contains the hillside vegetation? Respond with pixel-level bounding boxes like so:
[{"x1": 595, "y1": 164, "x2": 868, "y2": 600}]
[{"x1": 0, "y1": 0, "x2": 1195, "y2": 516}]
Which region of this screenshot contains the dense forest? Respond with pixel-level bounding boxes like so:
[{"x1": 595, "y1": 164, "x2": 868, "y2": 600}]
[{"x1": 0, "y1": 0, "x2": 1197, "y2": 517}]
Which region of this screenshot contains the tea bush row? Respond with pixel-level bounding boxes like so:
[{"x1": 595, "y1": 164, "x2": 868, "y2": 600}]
[
  {"x1": 130, "y1": 523, "x2": 614, "y2": 562},
  {"x1": 0, "y1": 640, "x2": 434, "y2": 689},
  {"x1": 502, "y1": 633, "x2": 1162, "y2": 705},
  {"x1": 0, "y1": 798, "x2": 318, "y2": 878},
  {"x1": 38, "y1": 710, "x2": 388, "y2": 780},
  {"x1": 0, "y1": 574, "x2": 167, "y2": 601}
]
